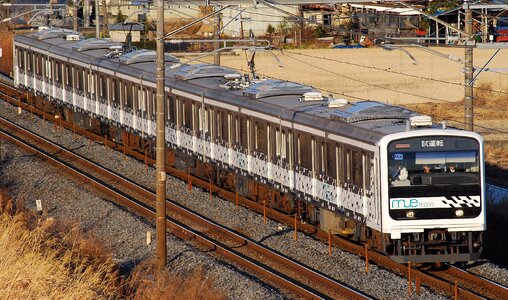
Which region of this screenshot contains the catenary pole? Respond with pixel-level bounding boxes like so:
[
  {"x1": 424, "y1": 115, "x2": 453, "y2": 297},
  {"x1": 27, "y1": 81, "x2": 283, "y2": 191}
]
[
  {"x1": 95, "y1": 0, "x2": 100, "y2": 38},
  {"x1": 73, "y1": 0, "x2": 79, "y2": 32},
  {"x1": 464, "y1": 0, "x2": 474, "y2": 131},
  {"x1": 214, "y1": 5, "x2": 221, "y2": 65},
  {"x1": 155, "y1": 0, "x2": 167, "y2": 269}
]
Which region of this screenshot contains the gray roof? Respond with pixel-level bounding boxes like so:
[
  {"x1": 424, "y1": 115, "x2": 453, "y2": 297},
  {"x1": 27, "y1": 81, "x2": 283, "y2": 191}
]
[
  {"x1": 108, "y1": 23, "x2": 145, "y2": 31},
  {"x1": 14, "y1": 32, "x2": 443, "y2": 146}
]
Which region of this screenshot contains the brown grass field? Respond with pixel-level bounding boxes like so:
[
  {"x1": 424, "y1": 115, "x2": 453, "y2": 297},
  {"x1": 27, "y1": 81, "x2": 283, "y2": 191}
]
[{"x1": 0, "y1": 191, "x2": 225, "y2": 299}]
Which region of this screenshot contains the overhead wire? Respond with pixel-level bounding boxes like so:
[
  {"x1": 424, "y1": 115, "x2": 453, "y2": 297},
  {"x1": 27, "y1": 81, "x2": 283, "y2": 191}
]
[
  {"x1": 284, "y1": 50, "x2": 508, "y2": 97},
  {"x1": 280, "y1": 50, "x2": 458, "y2": 103}
]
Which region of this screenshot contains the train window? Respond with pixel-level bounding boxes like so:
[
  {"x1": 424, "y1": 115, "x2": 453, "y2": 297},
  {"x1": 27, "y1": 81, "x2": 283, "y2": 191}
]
[
  {"x1": 352, "y1": 149, "x2": 363, "y2": 188},
  {"x1": 238, "y1": 116, "x2": 248, "y2": 149},
  {"x1": 167, "y1": 95, "x2": 175, "y2": 124},
  {"x1": 27, "y1": 51, "x2": 33, "y2": 72},
  {"x1": 99, "y1": 75, "x2": 107, "y2": 98},
  {"x1": 183, "y1": 100, "x2": 192, "y2": 129},
  {"x1": 298, "y1": 133, "x2": 312, "y2": 171},
  {"x1": 227, "y1": 112, "x2": 233, "y2": 145},
  {"x1": 76, "y1": 68, "x2": 84, "y2": 92},
  {"x1": 85, "y1": 71, "x2": 90, "y2": 94},
  {"x1": 219, "y1": 111, "x2": 228, "y2": 142},
  {"x1": 254, "y1": 120, "x2": 268, "y2": 155},
  {"x1": 175, "y1": 97, "x2": 182, "y2": 127},
  {"x1": 267, "y1": 124, "x2": 273, "y2": 161},
  {"x1": 45, "y1": 58, "x2": 50, "y2": 79},
  {"x1": 275, "y1": 128, "x2": 281, "y2": 157},
  {"x1": 202, "y1": 107, "x2": 209, "y2": 135},
  {"x1": 38, "y1": 55, "x2": 43, "y2": 76},
  {"x1": 324, "y1": 142, "x2": 337, "y2": 178},
  {"x1": 65, "y1": 65, "x2": 72, "y2": 87},
  {"x1": 364, "y1": 152, "x2": 372, "y2": 192},
  {"x1": 137, "y1": 87, "x2": 145, "y2": 112},
  {"x1": 336, "y1": 144, "x2": 343, "y2": 184},
  {"x1": 346, "y1": 148, "x2": 352, "y2": 183},
  {"x1": 234, "y1": 115, "x2": 239, "y2": 144},
  {"x1": 192, "y1": 102, "x2": 199, "y2": 135},
  {"x1": 183, "y1": 99, "x2": 192, "y2": 130},
  {"x1": 126, "y1": 82, "x2": 133, "y2": 109},
  {"x1": 55, "y1": 61, "x2": 62, "y2": 84},
  {"x1": 288, "y1": 132, "x2": 294, "y2": 167},
  {"x1": 42, "y1": 56, "x2": 47, "y2": 77},
  {"x1": 145, "y1": 89, "x2": 152, "y2": 114},
  {"x1": 35, "y1": 54, "x2": 42, "y2": 76},
  {"x1": 209, "y1": 108, "x2": 216, "y2": 139},
  {"x1": 151, "y1": 91, "x2": 156, "y2": 115},
  {"x1": 277, "y1": 129, "x2": 287, "y2": 160},
  {"x1": 215, "y1": 111, "x2": 221, "y2": 139},
  {"x1": 112, "y1": 79, "x2": 120, "y2": 105},
  {"x1": 17, "y1": 49, "x2": 23, "y2": 69}
]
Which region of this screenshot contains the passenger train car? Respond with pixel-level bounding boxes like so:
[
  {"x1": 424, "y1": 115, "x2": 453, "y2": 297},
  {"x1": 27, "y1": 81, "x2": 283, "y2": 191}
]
[{"x1": 13, "y1": 28, "x2": 485, "y2": 263}]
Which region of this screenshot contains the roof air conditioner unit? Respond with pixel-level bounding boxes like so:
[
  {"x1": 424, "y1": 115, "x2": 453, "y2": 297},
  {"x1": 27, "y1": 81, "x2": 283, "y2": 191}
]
[
  {"x1": 302, "y1": 91, "x2": 322, "y2": 101},
  {"x1": 224, "y1": 73, "x2": 242, "y2": 81},
  {"x1": 410, "y1": 115, "x2": 432, "y2": 127},
  {"x1": 66, "y1": 34, "x2": 81, "y2": 41},
  {"x1": 328, "y1": 98, "x2": 348, "y2": 108}
]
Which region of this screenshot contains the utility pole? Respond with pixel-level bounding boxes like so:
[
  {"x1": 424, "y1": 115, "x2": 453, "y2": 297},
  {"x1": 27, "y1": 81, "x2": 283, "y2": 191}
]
[
  {"x1": 102, "y1": 0, "x2": 108, "y2": 38},
  {"x1": 84, "y1": 0, "x2": 90, "y2": 27},
  {"x1": 239, "y1": 14, "x2": 244, "y2": 39},
  {"x1": 214, "y1": 5, "x2": 221, "y2": 66},
  {"x1": 95, "y1": 0, "x2": 100, "y2": 38},
  {"x1": 464, "y1": 0, "x2": 474, "y2": 131},
  {"x1": 298, "y1": 5, "x2": 304, "y2": 46},
  {"x1": 155, "y1": 0, "x2": 167, "y2": 269},
  {"x1": 73, "y1": 0, "x2": 79, "y2": 32}
]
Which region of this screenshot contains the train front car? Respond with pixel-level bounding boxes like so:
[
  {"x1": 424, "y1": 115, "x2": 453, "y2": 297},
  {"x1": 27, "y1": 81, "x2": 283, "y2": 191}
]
[{"x1": 380, "y1": 130, "x2": 485, "y2": 263}]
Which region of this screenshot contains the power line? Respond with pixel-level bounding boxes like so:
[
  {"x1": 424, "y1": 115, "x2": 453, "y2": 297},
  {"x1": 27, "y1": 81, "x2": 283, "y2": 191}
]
[
  {"x1": 430, "y1": 115, "x2": 508, "y2": 135},
  {"x1": 285, "y1": 50, "x2": 508, "y2": 97},
  {"x1": 280, "y1": 50, "x2": 458, "y2": 103}
]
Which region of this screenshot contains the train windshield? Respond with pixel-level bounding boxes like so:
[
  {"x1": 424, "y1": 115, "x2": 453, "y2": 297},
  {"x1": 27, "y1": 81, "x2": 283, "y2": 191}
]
[
  {"x1": 387, "y1": 136, "x2": 481, "y2": 199},
  {"x1": 389, "y1": 151, "x2": 479, "y2": 185}
]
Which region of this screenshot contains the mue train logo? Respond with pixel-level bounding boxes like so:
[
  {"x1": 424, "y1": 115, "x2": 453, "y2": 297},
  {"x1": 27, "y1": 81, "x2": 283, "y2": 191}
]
[{"x1": 390, "y1": 198, "x2": 436, "y2": 209}]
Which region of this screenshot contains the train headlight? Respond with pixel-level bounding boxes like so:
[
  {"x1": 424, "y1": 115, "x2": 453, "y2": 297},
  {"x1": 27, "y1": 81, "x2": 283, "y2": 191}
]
[
  {"x1": 455, "y1": 209, "x2": 464, "y2": 217},
  {"x1": 406, "y1": 211, "x2": 415, "y2": 218}
]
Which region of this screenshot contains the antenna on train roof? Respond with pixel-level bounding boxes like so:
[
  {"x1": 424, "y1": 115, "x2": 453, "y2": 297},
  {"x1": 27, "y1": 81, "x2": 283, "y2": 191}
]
[
  {"x1": 247, "y1": 30, "x2": 259, "y2": 80},
  {"x1": 248, "y1": 51, "x2": 257, "y2": 80}
]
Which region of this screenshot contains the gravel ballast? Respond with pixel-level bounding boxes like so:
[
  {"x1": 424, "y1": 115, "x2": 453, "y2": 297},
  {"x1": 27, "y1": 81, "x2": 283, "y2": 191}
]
[{"x1": 1, "y1": 98, "x2": 504, "y2": 299}]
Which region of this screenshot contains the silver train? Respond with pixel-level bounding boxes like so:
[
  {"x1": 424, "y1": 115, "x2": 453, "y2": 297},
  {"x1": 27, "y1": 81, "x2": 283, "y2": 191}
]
[{"x1": 13, "y1": 28, "x2": 485, "y2": 263}]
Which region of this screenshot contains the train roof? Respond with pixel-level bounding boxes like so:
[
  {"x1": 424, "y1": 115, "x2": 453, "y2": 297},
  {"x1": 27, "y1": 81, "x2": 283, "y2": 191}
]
[{"x1": 14, "y1": 29, "x2": 446, "y2": 146}]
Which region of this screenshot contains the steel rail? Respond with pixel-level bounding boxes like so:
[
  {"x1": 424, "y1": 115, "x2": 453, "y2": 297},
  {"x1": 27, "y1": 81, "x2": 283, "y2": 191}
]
[{"x1": 428, "y1": 264, "x2": 508, "y2": 299}]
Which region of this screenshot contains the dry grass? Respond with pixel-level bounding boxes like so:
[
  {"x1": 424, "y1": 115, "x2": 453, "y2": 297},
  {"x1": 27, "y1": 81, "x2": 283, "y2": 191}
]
[
  {"x1": 0, "y1": 191, "x2": 227, "y2": 299},
  {"x1": 0, "y1": 191, "x2": 121, "y2": 299},
  {"x1": 124, "y1": 261, "x2": 226, "y2": 300}
]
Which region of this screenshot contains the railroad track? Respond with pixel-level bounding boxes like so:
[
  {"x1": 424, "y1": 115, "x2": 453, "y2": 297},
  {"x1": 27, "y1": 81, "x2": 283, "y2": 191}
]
[
  {"x1": 2, "y1": 77, "x2": 508, "y2": 299},
  {"x1": 426, "y1": 264, "x2": 508, "y2": 299},
  {"x1": 0, "y1": 115, "x2": 371, "y2": 300}
]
